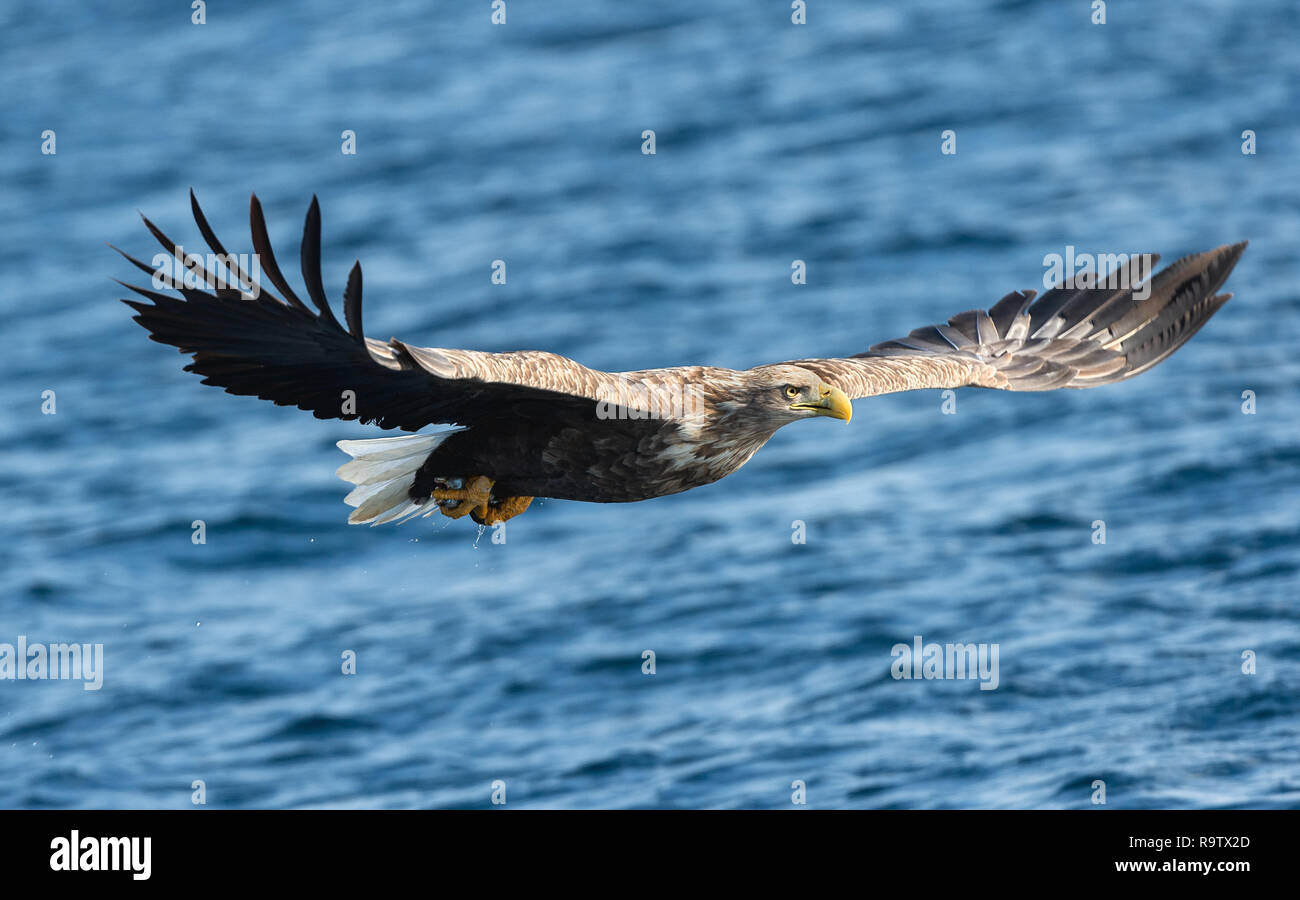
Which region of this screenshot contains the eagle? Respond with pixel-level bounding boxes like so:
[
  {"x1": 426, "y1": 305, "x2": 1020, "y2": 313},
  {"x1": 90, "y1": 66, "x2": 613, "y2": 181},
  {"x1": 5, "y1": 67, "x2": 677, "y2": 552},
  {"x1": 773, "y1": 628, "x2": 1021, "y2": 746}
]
[{"x1": 118, "y1": 193, "x2": 1245, "y2": 527}]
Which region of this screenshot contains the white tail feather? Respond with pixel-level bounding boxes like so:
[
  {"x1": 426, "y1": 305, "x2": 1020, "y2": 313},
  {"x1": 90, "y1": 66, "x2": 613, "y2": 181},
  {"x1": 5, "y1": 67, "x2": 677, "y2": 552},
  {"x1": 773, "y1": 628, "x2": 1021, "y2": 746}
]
[{"x1": 335, "y1": 428, "x2": 465, "y2": 525}]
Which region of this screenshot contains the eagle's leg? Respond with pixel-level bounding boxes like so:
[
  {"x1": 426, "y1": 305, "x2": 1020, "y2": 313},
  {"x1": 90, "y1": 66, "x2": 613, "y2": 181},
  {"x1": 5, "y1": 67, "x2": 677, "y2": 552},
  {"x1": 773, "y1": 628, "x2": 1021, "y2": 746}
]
[
  {"x1": 430, "y1": 475, "x2": 494, "y2": 520},
  {"x1": 471, "y1": 495, "x2": 533, "y2": 526}
]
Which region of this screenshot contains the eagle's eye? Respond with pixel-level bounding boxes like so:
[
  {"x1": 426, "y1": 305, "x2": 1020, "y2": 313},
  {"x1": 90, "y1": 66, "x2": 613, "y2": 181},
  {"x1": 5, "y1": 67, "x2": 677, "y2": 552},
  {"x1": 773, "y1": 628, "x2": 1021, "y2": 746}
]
[{"x1": 783, "y1": 385, "x2": 800, "y2": 399}]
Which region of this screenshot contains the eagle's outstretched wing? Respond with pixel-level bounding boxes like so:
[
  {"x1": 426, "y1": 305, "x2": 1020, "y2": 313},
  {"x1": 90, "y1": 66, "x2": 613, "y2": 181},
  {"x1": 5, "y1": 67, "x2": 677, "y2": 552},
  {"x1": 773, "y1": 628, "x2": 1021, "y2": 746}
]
[
  {"x1": 783, "y1": 242, "x2": 1245, "y2": 398},
  {"x1": 117, "y1": 191, "x2": 615, "y2": 431}
]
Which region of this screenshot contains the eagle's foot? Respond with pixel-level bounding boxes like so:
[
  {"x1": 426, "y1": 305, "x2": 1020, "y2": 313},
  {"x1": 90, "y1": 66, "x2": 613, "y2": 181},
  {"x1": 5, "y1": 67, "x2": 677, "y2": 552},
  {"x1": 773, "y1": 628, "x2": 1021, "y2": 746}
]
[
  {"x1": 471, "y1": 495, "x2": 533, "y2": 526},
  {"x1": 430, "y1": 475, "x2": 494, "y2": 520}
]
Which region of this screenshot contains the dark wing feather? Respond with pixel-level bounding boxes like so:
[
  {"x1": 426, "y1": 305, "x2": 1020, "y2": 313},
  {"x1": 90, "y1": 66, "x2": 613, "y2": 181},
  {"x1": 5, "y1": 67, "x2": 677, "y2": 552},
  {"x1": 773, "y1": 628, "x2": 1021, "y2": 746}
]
[
  {"x1": 121, "y1": 193, "x2": 619, "y2": 431},
  {"x1": 343, "y1": 260, "x2": 365, "y2": 341},
  {"x1": 299, "y1": 195, "x2": 343, "y2": 331}
]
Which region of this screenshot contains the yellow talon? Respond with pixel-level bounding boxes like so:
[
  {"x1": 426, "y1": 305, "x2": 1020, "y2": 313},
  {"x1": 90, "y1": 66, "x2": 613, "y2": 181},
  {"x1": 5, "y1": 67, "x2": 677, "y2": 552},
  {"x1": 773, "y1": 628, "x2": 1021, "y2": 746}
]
[
  {"x1": 430, "y1": 475, "x2": 494, "y2": 520},
  {"x1": 471, "y1": 495, "x2": 534, "y2": 525}
]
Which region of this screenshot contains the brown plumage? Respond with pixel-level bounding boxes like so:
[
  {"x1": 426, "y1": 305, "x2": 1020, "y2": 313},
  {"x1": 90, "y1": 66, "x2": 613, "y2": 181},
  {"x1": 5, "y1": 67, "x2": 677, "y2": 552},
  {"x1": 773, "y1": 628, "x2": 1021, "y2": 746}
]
[{"x1": 119, "y1": 193, "x2": 1246, "y2": 526}]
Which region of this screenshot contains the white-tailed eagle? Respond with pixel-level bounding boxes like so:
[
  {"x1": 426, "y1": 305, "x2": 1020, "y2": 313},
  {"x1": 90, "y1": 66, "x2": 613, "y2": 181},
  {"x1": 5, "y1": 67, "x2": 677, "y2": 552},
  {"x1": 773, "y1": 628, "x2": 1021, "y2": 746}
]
[{"x1": 119, "y1": 193, "x2": 1245, "y2": 526}]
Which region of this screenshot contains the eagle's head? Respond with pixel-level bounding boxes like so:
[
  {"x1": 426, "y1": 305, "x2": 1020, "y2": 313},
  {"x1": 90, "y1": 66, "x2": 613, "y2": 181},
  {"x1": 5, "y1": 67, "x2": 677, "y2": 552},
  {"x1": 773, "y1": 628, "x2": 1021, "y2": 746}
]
[{"x1": 719, "y1": 364, "x2": 853, "y2": 431}]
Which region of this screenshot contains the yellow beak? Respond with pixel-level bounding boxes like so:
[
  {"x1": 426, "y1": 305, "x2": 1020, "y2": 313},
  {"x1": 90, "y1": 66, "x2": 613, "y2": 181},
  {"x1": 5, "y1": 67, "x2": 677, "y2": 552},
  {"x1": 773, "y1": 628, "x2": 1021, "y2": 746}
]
[{"x1": 794, "y1": 384, "x2": 852, "y2": 423}]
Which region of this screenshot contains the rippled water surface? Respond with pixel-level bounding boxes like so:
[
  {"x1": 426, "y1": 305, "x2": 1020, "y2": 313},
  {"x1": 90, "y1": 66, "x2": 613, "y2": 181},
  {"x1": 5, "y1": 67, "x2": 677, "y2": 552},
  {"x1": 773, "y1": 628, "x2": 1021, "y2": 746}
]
[{"x1": 1, "y1": 0, "x2": 1298, "y2": 808}]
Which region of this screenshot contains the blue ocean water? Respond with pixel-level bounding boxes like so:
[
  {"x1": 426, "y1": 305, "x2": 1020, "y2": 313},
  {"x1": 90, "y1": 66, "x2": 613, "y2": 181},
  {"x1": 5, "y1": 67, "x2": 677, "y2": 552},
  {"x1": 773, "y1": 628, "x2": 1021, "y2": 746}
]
[{"x1": 1, "y1": 0, "x2": 1297, "y2": 809}]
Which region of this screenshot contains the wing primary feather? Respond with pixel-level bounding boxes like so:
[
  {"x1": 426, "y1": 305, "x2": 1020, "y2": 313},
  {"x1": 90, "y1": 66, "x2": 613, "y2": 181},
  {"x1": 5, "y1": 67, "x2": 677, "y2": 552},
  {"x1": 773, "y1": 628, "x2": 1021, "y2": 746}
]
[
  {"x1": 987, "y1": 289, "x2": 1036, "y2": 338},
  {"x1": 300, "y1": 195, "x2": 343, "y2": 330},
  {"x1": 117, "y1": 279, "x2": 186, "y2": 307},
  {"x1": 109, "y1": 243, "x2": 168, "y2": 280},
  {"x1": 248, "y1": 193, "x2": 311, "y2": 314},
  {"x1": 108, "y1": 243, "x2": 245, "y2": 301},
  {"x1": 933, "y1": 322, "x2": 976, "y2": 349},
  {"x1": 139, "y1": 213, "x2": 244, "y2": 299},
  {"x1": 344, "y1": 260, "x2": 365, "y2": 342},
  {"x1": 189, "y1": 188, "x2": 277, "y2": 304}
]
